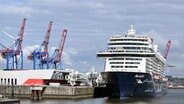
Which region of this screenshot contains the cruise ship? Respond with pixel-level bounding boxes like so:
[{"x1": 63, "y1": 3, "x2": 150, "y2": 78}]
[{"x1": 97, "y1": 26, "x2": 168, "y2": 98}]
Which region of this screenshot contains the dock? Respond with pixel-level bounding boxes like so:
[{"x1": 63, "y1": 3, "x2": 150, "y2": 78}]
[
  {"x1": 0, "y1": 98, "x2": 20, "y2": 104},
  {"x1": 168, "y1": 86, "x2": 184, "y2": 89},
  {"x1": 0, "y1": 85, "x2": 107, "y2": 99}
]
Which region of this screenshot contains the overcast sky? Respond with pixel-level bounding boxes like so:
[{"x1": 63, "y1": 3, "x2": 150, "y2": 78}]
[{"x1": 0, "y1": 0, "x2": 184, "y2": 76}]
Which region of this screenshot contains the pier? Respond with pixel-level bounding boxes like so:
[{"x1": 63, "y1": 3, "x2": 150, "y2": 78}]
[
  {"x1": 0, "y1": 85, "x2": 99, "y2": 99},
  {"x1": 0, "y1": 98, "x2": 20, "y2": 104}
]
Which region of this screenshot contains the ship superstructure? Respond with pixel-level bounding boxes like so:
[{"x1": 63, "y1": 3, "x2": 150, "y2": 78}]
[{"x1": 97, "y1": 25, "x2": 166, "y2": 77}]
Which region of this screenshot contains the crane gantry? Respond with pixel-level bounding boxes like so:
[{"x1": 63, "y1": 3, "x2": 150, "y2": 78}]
[
  {"x1": 0, "y1": 18, "x2": 27, "y2": 69},
  {"x1": 27, "y1": 21, "x2": 53, "y2": 69},
  {"x1": 0, "y1": 19, "x2": 68, "y2": 70}
]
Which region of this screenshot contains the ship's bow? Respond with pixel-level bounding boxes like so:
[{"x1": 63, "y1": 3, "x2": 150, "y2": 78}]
[{"x1": 101, "y1": 72, "x2": 161, "y2": 98}]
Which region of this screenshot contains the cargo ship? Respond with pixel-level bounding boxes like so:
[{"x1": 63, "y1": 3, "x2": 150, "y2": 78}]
[{"x1": 97, "y1": 25, "x2": 168, "y2": 98}]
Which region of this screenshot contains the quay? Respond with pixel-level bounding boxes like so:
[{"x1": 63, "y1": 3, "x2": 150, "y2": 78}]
[
  {"x1": 0, "y1": 98, "x2": 20, "y2": 104},
  {"x1": 0, "y1": 85, "x2": 107, "y2": 100},
  {"x1": 0, "y1": 94, "x2": 20, "y2": 104},
  {"x1": 168, "y1": 86, "x2": 184, "y2": 89}
]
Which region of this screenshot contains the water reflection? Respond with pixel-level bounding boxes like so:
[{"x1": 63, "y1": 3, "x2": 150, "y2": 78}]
[{"x1": 105, "y1": 97, "x2": 165, "y2": 104}]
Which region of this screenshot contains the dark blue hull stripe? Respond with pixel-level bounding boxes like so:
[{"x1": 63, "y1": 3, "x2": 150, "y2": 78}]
[{"x1": 101, "y1": 72, "x2": 167, "y2": 98}]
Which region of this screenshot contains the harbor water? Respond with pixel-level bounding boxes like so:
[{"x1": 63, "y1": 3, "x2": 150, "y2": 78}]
[{"x1": 20, "y1": 89, "x2": 184, "y2": 104}]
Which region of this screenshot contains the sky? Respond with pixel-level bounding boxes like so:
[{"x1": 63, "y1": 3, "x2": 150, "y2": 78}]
[{"x1": 0, "y1": 0, "x2": 184, "y2": 76}]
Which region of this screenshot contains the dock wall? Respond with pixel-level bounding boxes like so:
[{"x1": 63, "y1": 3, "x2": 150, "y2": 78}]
[{"x1": 0, "y1": 85, "x2": 94, "y2": 99}]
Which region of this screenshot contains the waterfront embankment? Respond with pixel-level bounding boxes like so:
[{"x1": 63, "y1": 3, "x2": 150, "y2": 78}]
[{"x1": 0, "y1": 85, "x2": 96, "y2": 99}]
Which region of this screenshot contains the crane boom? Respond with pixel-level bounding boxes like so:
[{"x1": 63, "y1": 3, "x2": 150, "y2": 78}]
[
  {"x1": 163, "y1": 40, "x2": 171, "y2": 59},
  {"x1": 56, "y1": 29, "x2": 67, "y2": 62},
  {"x1": 49, "y1": 29, "x2": 68, "y2": 69},
  {"x1": 43, "y1": 21, "x2": 53, "y2": 52},
  {"x1": 16, "y1": 18, "x2": 27, "y2": 55},
  {"x1": 27, "y1": 21, "x2": 53, "y2": 61}
]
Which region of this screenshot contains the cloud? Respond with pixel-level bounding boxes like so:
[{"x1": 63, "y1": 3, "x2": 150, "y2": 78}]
[
  {"x1": 62, "y1": 52, "x2": 73, "y2": 66},
  {"x1": 23, "y1": 45, "x2": 39, "y2": 56},
  {"x1": 166, "y1": 67, "x2": 184, "y2": 76},
  {"x1": 79, "y1": 60, "x2": 88, "y2": 65},
  {"x1": 28, "y1": 0, "x2": 70, "y2": 7},
  {"x1": 0, "y1": 0, "x2": 184, "y2": 75},
  {"x1": 0, "y1": 5, "x2": 50, "y2": 17},
  {"x1": 146, "y1": 29, "x2": 167, "y2": 51},
  {"x1": 66, "y1": 48, "x2": 78, "y2": 56}
]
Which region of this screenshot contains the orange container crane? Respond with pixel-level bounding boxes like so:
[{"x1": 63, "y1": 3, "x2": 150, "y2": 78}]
[
  {"x1": 163, "y1": 40, "x2": 175, "y2": 68},
  {"x1": 0, "y1": 18, "x2": 27, "y2": 69},
  {"x1": 27, "y1": 21, "x2": 53, "y2": 69},
  {"x1": 50, "y1": 29, "x2": 67, "y2": 69},
  {"x1": 164, "y1": 40, "x2": 171, "y2": 59}
]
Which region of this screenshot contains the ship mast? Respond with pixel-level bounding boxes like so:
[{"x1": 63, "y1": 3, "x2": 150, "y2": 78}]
[{"x1": 127, "y1": 25, "x2": 136, "y2": 36}]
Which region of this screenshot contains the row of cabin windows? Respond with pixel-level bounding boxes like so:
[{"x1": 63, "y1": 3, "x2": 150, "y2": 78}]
[
  {"x1": 107, "y1": 50, "x2": 150, "y2": 54},
  {"x1": 151, "y1": 59, "x2": 164, "y2": 69},
  {"x1": 109, "y1": 58, "x2": 124, "y2": 60},
  {"x1": 146, "y1": 58, "x2": 165, "y2": 67},
  {"x1": 109, "y1": 62, "x2": 140, "y2": 64},
  {"x1": 109, "y1": 58, "x2": 142, "y2": 60},
  {"x1": 0, "y1": 78, "x2": 17, "y2": 85},
  {"x1": 108, "y1": 47, "x2": 150, "y2": 50},
  {"x1": 110, "y1": 62, "x2": 124, "y2": 64},
  {"x1": 125, "y1": 66, "x2": 138, "y2": 68},
  {"x1": 125, "y1": 62, "x2": 140, "y2": 64},
  {"x1": 125, "y1": 50, "x2": 150, "y2": 53},
  {"x1": 110, "y1": 39, "x2": 148, "y2": 42},
  {"x1": 108, "y1": 43, "x2": 149, "y2": 46},
  {"x1": 126, "y1": 58, "x2": 142, "y2": 60},
  {"x1": 111, "y1": 66, "x2": 124, "y2": 68},
  {"x1": 111, "y1": 66, "x2": 138, "y2": 68},
  {"x1": 123, "y1": 47, "x2": 149, "y2": 50}
]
